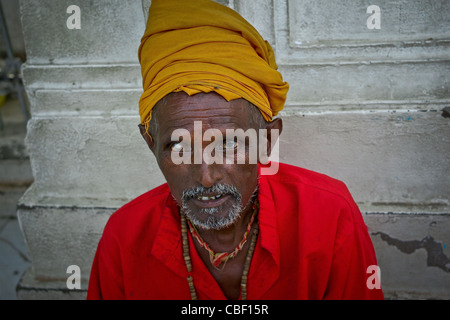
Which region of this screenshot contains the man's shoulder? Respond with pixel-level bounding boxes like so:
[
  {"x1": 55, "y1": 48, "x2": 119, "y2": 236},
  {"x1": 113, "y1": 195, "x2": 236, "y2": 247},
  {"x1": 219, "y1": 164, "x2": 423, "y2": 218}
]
[
  {"x1": 273, "y1": 162, "x2": 349, "y2": 193},
  {"x1": 265, "y1": 162, "x2": 364, "y2": 228},
  {"x1": 265, "y1": 162, "x2": 355, "y2": 207}
]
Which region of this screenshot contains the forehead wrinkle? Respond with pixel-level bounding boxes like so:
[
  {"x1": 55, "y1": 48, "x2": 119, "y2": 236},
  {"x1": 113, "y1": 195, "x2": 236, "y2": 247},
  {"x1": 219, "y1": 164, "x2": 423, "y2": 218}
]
[
  {"x1": 161, "y1": 108, "x2": 252, "y2": 129},
  {"x1": 163, "y1": 112, "x2": 251, "y2": 132},
  {"x1": 152, "y1": 93, "x2": 262, "y2": 142},
  {"x1": 169, "y1": 102, "x2": 245, "y2": 114}
]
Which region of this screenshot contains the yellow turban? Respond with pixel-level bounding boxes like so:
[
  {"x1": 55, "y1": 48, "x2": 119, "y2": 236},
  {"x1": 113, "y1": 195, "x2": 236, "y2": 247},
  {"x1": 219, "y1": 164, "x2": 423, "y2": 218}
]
[{"x1": 138, "y1": 0, "x2": 289, "y2": 128}]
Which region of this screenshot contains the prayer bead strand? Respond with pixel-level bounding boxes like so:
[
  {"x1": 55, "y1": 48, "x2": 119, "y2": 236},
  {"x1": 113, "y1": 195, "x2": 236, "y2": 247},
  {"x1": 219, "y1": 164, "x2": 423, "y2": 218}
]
[
  {"x1": 240, "y1": 223, "x2": 258, "y2": 300},
  {"x1": 181, "y1": 215, "x2": 197, "y2": 300},
  {"x1": 180, "y1": 202, "x2": 259, "y2": 300}
]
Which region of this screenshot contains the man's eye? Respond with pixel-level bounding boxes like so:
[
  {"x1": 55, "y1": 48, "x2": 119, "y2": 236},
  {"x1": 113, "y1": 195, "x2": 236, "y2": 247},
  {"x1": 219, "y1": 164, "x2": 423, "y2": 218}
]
[
  {"x1": 171, "y1": 143, "x2": 184, "y2": 152},
  {"x1": 222, "y1": 140, "x2": 238, "y2": 150}
]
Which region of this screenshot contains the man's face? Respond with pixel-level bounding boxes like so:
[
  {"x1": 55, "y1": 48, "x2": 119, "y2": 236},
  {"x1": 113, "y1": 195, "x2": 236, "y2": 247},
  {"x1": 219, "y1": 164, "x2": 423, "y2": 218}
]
[{"x1": 144, "y1": 92, "x2": 263, "y2": 230}]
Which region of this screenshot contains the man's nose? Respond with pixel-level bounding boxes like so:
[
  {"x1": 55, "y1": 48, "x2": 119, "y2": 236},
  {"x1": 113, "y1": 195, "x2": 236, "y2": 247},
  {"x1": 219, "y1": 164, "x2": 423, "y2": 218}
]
[{"x1": 194, "y1": 160, "x2": 223, "y2": 189}]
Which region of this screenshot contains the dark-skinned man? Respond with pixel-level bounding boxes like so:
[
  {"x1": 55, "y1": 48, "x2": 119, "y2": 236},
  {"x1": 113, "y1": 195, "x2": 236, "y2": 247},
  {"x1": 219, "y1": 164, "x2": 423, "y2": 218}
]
[{"x1": 87, "y1": 0, "x2": 384, "y2": 300}]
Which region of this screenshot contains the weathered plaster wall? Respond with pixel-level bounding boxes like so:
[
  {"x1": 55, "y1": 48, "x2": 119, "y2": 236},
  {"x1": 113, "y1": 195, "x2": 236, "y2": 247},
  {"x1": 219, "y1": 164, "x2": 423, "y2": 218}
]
[{"x1": 17, "y1": 0, "x2": 450, "y2": 299}]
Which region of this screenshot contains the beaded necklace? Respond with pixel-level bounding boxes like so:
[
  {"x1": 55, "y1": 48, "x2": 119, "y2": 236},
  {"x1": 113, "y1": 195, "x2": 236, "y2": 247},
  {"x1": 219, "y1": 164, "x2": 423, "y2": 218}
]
[
  {"x1": 180, "y1": 201, "x2": 259, "y2": 300},
  {"x1": 186, "y1": 203, "x2": 258, "y2": 270}
]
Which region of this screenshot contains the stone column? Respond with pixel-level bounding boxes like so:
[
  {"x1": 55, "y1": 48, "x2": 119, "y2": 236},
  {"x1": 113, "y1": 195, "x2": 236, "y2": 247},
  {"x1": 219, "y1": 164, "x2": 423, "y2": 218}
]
[{"x1": 17, "y1": 0, "x2": 165, "y2": 298}]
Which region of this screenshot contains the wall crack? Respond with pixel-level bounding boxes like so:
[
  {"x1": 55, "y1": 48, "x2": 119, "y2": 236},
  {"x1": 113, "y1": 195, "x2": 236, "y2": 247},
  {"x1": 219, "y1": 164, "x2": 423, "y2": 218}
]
[{"x1": 373, "y1": 232, "x2": 450, "y2": 273}]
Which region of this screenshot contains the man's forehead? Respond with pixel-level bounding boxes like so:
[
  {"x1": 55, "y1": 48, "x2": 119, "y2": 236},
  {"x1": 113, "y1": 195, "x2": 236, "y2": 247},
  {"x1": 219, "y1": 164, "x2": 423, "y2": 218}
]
[{"x1": 155, "y1": 92, "x2": 255, "y2": 131}]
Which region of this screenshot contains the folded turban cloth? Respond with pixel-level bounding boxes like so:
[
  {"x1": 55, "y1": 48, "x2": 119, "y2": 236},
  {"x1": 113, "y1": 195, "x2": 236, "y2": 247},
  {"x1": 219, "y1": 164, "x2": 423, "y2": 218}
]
[{"x1": 138, "y1": 0, "x2": 289, "y2": 128}]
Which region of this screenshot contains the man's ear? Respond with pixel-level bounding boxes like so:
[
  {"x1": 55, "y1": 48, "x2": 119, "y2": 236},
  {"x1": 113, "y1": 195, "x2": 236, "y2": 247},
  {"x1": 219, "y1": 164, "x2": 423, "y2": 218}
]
[
  {"x1": 138, "y1": 124, "x2": 155, "y2": 152},
  {"x1": 265, "y1": 117, "x2": 282, "y2": 157},
  {"x1": 258, "y1": 118, "x2": 282, "y2": 175}
]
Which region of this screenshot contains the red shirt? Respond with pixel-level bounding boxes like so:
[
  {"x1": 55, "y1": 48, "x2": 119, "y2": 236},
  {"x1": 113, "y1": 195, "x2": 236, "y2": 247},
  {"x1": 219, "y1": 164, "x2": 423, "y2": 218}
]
[{"x1": 87, "y1": 163, "x2": 383, "y2": 300}]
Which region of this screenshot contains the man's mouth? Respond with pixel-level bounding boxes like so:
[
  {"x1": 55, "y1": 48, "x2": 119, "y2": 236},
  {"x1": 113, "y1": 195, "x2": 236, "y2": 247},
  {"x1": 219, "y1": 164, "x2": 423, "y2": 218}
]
[
  {"x1": 191, "y1": 194, "x2": 231, "y2": 208},
  {"x1": 181, "y1": 184, "x2": 241, "y2": 210},
  {"x1": 197, "y1": 194, "x2": 223, "y2": 201},
  {"x1": 180, "y1": 184, "x2": 244, "y2": 230}
]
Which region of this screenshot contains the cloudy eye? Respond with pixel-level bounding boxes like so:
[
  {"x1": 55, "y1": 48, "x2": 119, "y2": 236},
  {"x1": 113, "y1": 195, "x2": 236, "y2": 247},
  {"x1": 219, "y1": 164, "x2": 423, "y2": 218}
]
[
  {"x1": 171, "y1": 143, "x2": 183, "y2": 153},
  {"x1": 223, "y1": 139, "x2": 238, "y2": 150}
]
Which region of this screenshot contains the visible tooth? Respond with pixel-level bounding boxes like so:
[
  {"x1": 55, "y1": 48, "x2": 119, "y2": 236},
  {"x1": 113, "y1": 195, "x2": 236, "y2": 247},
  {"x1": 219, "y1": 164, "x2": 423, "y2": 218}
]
[{"x1": 197, "y1": 195, "x2": 223, "y2": 201}]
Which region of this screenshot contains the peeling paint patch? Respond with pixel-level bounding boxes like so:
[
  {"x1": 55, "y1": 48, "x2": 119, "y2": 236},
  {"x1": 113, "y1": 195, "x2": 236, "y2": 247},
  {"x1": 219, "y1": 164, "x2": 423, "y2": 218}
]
[
  {"x1": 373, "y1": 232, "x2": 450, "y2": 273},
  {"x1": 441, "y1": 106, "x2": 450, "y2": 118}
]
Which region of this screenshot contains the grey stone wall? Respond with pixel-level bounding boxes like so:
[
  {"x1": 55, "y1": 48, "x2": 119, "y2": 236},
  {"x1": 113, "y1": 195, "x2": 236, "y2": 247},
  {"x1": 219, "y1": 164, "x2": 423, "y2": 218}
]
[{"x1": 17, "y1": 0, "x2": 450, "y2": 299}]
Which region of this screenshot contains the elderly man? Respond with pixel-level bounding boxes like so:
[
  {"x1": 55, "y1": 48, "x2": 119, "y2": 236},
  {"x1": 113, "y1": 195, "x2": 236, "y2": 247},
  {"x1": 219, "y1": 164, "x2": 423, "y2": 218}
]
[{"x1": 87, "y1": 0, "x2": 383, "y2": 300}]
